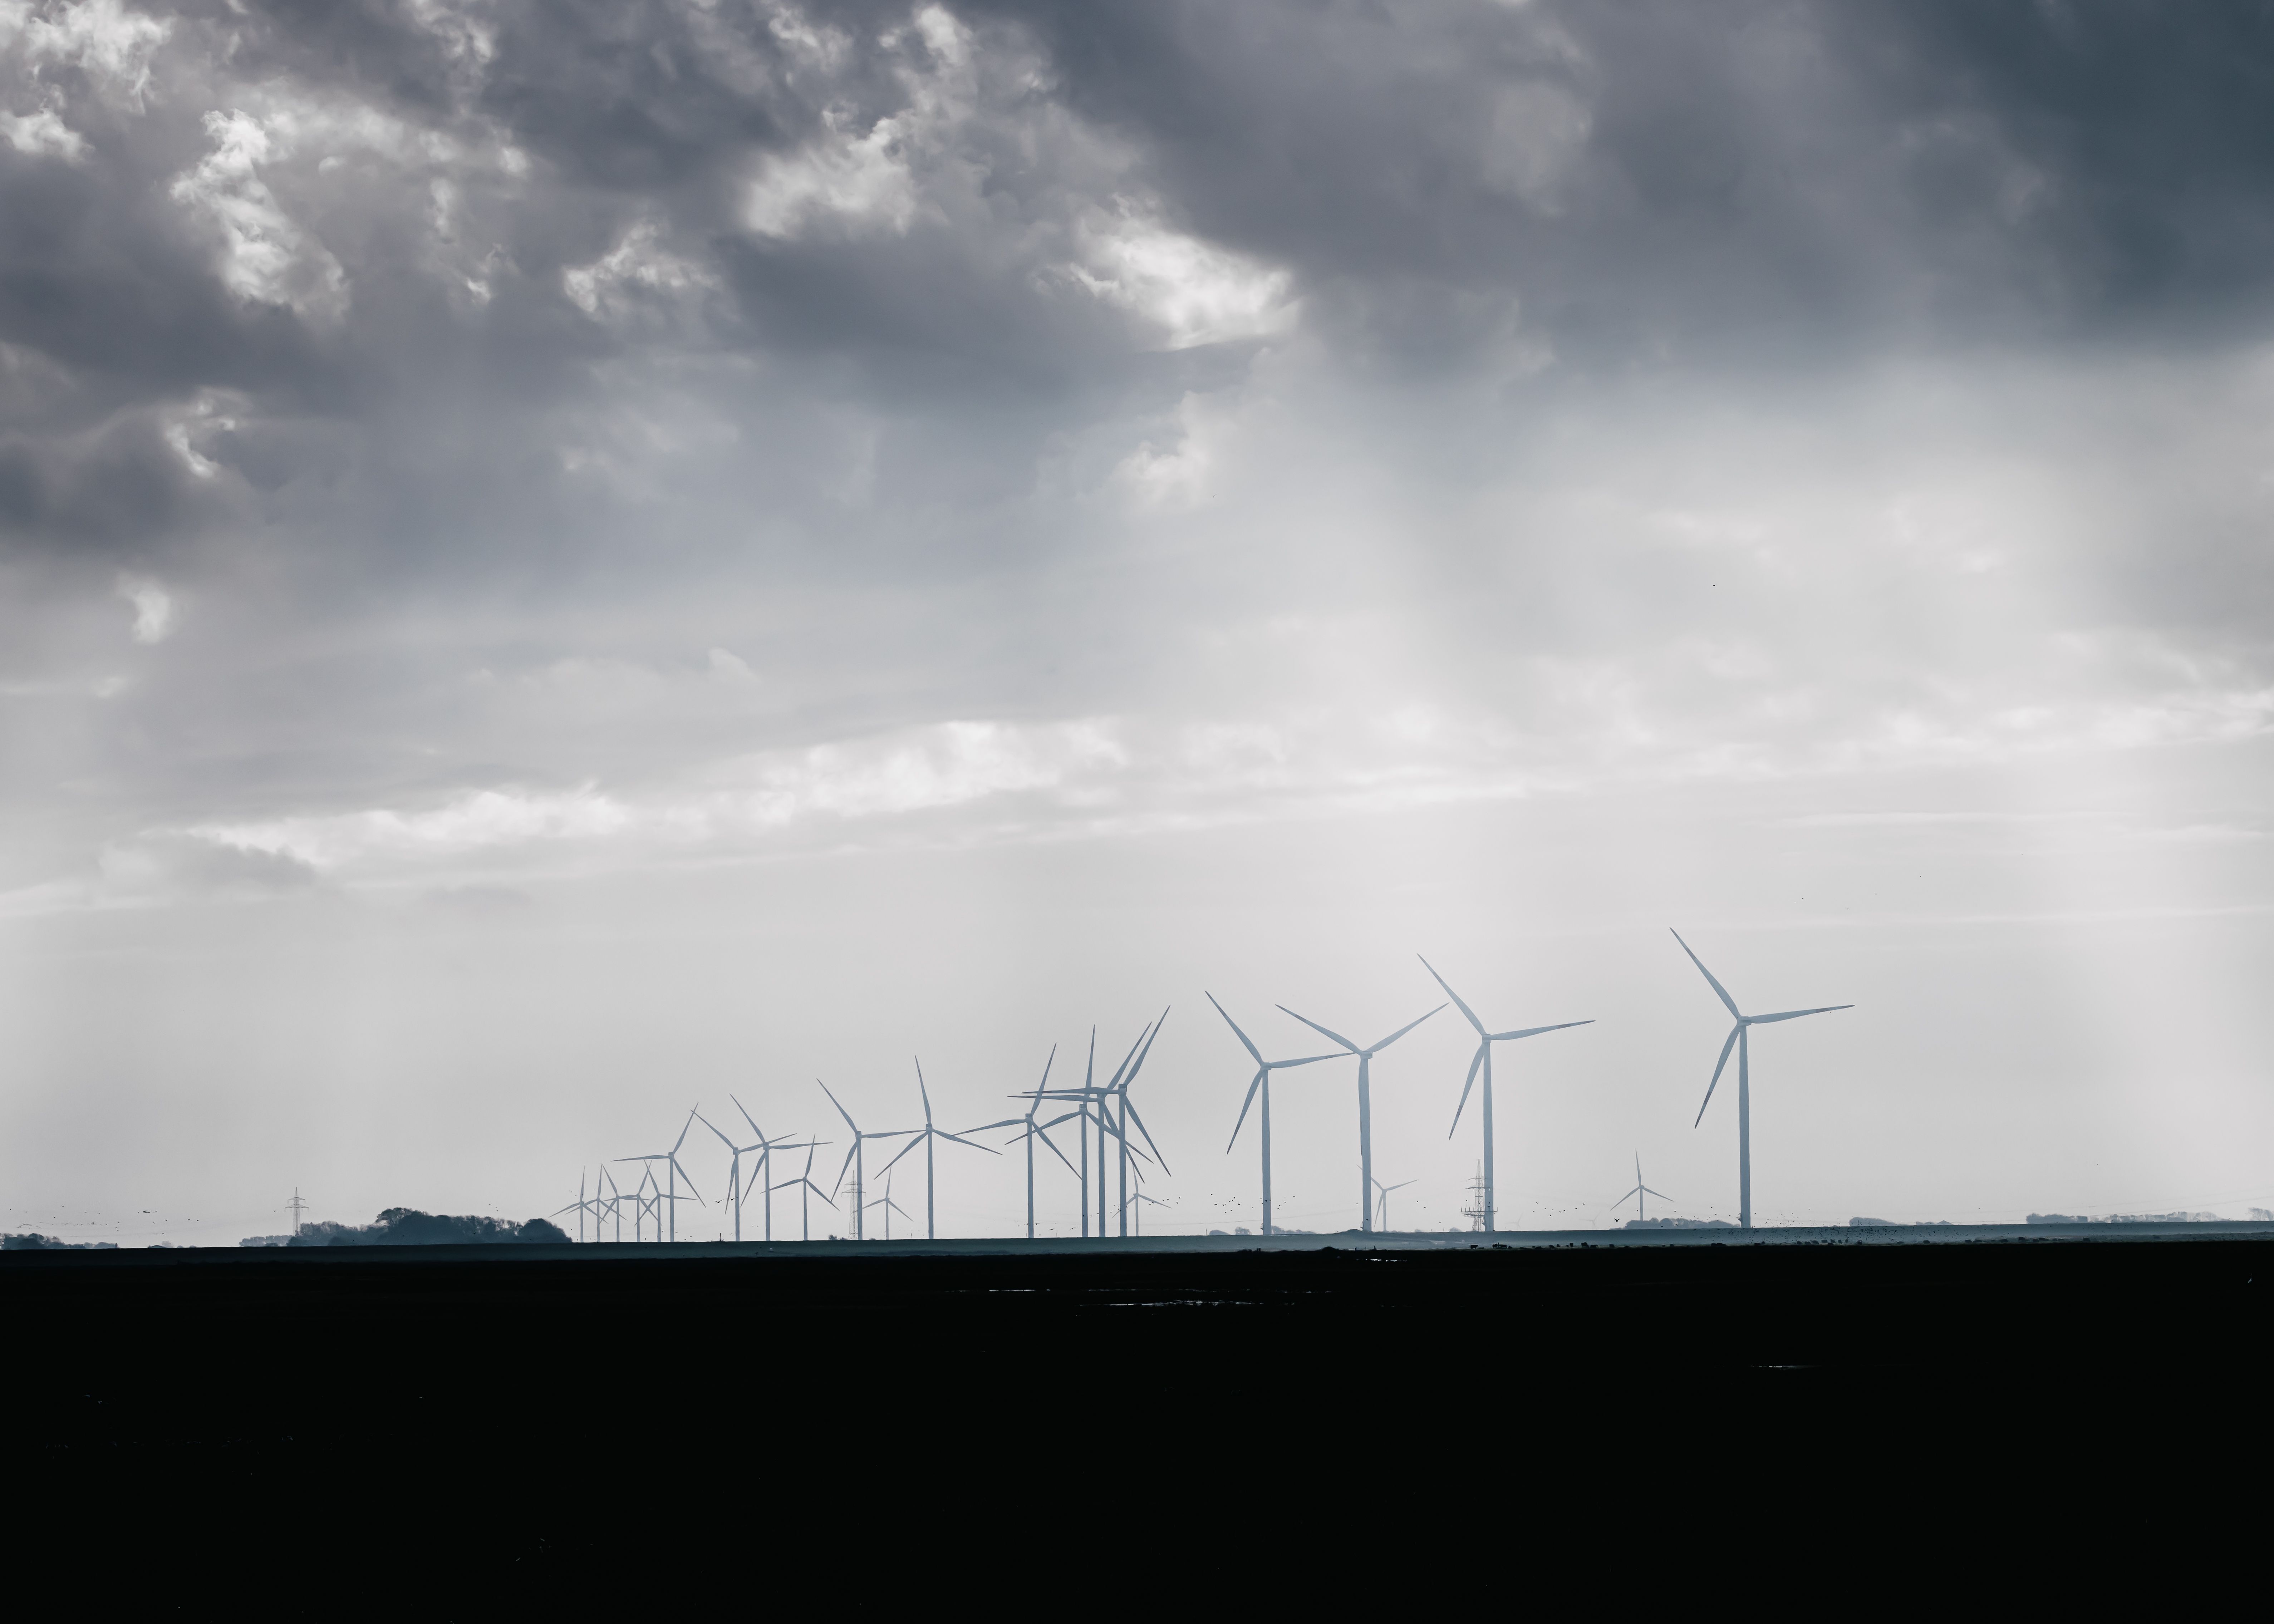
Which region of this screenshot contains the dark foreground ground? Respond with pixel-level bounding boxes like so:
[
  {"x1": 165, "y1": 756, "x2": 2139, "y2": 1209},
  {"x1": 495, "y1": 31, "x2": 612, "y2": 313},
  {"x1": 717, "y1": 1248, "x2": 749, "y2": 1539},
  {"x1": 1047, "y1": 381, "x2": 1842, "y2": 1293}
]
[{"x1": 6, "y1": 1229, "x2": 2269, "y2": 1603}]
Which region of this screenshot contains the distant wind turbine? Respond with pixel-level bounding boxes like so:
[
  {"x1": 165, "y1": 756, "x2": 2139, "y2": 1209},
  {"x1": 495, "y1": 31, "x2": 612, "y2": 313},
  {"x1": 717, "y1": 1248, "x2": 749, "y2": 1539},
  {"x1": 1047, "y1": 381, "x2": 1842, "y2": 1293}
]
[
  {"x1": 1371, "y1": 1176, "x2": 1416, "y2": 1233},
  {"x1": 550, "y1": 1169, "x2": 601, "y2": 1243},
  {"x1": 1418, "y1": 957, "x2": 1591, "y2": 1234},
  {"x1": 770, "y1": 1141, "x2": 836, "y2": 1241},
  {"x1": 1672, "y1": 929, "x2": 1853, "y2": 1231},
  {"x1": 614, "y1": 1108, "x2": 707, "y2": 1243},
  {"x1": 1208, "y1": 993, "x2": 1336, "y2": 1236},
  {"x1": 1277, "y1": 1000, "x2": 1443, "y2": 1232},
  {"x1": 1612, "y1": 1153, "x2": 1672, "y2": 1225},
  {"x1": 970, "y1": 1046, "x2": 1079, "y2": 1240},
  {"x1": 702, "y1": 1100, "x2": 816, "y2": 1244},
  {"x1": 819, "y1": 1081, "x2": 914, "y2": 1241},
  {"x1": 1122, "y1": 1191, "x2": 1167, "y2": 1236},
  {"x1": 874, "y1": 1058, "x2": 1001, "y2": 1240},
  {"x1": 865, "y1": 1168, "x2": 913, "y2": 1242}
]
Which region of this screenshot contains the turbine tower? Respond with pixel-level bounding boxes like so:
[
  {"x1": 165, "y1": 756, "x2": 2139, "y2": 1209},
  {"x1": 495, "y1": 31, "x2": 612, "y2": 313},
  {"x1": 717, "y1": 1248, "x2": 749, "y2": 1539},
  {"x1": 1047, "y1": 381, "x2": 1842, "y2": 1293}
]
[
  {"x1": 875, "y1": 1058, "x2": 1000, "y2": 1240},
  {"x1": 1612, "y1": 1152, "x2": 1671, "y2": 1225},
  {"x1": 1672, "y1": 929, "x2": 1853, "y2": 1231},
  {"x1": 1419, "y1": 956, "x2": 1591, "y2": 1234},
  {"x1": 1208, "y1": 993, "x2": 1335, "y2": 1236},
  {"x1": 1277, "y1": 1000, "x2": 1442, "y2": 1232}
]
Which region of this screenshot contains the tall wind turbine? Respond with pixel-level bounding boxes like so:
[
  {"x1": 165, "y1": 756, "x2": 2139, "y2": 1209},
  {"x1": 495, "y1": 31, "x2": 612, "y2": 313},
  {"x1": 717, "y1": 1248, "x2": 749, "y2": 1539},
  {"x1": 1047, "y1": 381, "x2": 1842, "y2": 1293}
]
[
  {"x1": 1277, "y1": 1000, "x2": 1443, "y2": 1232},
  {"x1": 875, "y1": 1058, "x2": 1001, "y2": 1240},
  {"x1": 1106, "y1": 1011, "x2": 1171, "y2": 1238},
  {"x1": 1015, "y1": 1025, "x2": 1160, "y2": 1237},
  {"x1": 1208, "y1": 993, "x2": 1336, "y2": 1236},
  {"x1": 1671, "y1": 929, "x2": 1852, "y2": 1231},
  {"x1": 696, "y1": 1112, "x2": 757, "y2": 1242},
  {"x1": 728, "y1": 1096, "x2": 817, "y2": 1245},
  {"x1": 615, "y1": 1110, "x2": 707, "y2": 1242},
  {"x1": 1612, "y1": 1153, "x2": 1672, "y2": 1225},
  {"x1": 972, "y1": 1046, "x2": 1079, "y2": 1240},
  {"x1": 818, "y1": 1081, "x2": 913, "y2": 1241},
  {"x1": 770, "y1": 1141, "x2": 836, "y2": 1241},
  {"x1": 1419, "y1": 956, "x2": 1591, "y2": 1235},
  {"x1": 1371, "y1": 1176, "x2": 1416, "y2": 1233}
]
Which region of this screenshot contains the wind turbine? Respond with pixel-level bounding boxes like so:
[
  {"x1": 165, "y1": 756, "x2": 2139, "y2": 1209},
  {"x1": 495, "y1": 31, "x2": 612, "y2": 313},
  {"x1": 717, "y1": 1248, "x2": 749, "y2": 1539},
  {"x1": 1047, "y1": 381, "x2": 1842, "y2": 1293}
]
[
  {"x1": 865, "y1": 1168, "x2": 914, "y2": 1241},
  {"x1": 727, "y1": 1096, "x2": 817, "y2": 1244},
  {"x1": 1106, "y1": 1011, "x2": 1172, "y2": 1238},
  {"x1": 550, "y1": 1170, "x2": 601, "y2": 1243},
  {"x1": 1277, "y1": 1000, "x2": 1443, "y2": 1232},
  {"x1": 818, "y1": 1081, "x2": 913, "y2": 1241},
  {"x1": 599, "y1": 1164, "x2": 623, "y2": 1243},
  {"x1": 1613, "y1": 1152, "x2": 1672, "y2": 1225},
  {"x1": 874, "y1": 1058, "x2": 1001, "y2": 1240},
  {"x1": 1371, "y1": 1177, "x2": 1416, "y2": 1233},
  {"x1": 971, "y1": 1046, "x2": 1079, "y2": 1240},
  {"x1": 1671, "y1": 929, "x2": 1853, "y2": 1231},
  {"x1": 614, "y1": 1108, "x2": 707, "y2": 1243},
  {"x1": 770, "y1": 1141, "x2": 836, "y2": 1241},
  {"x1": 1208, "y1": 993, "x2": 1337, "y2": 1236},
  {"x1": 1123, "y1": 1191, "x2": 1167, "y2": 1236},
  {"x1": 696, "y1": 1112, "x2": 757, "y2": 1242},
  {"x1": 1015, "y1": 1023, "x2": 1163, "y2": 1237},
  {"x1": 1418, "y1": 956, "x2": 1592, "y2": 1234}
]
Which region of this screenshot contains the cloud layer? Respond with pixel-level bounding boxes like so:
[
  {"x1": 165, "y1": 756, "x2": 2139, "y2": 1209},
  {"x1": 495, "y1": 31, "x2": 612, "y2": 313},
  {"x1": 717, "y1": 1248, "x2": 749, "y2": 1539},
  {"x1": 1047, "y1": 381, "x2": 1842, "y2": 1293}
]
[{"x1": 5, "y1": 3, "x2": 2274, "y2": 1239}]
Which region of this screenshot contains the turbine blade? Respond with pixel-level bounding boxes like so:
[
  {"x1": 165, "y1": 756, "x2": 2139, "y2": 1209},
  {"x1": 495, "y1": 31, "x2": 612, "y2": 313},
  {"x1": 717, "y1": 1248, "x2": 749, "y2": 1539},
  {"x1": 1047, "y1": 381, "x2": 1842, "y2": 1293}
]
[
  {"x1": 1366, "y1": 1004, "x2": 1445, "y2": 1053},
  {"x1": 698, "y1": 1112, "x2": 736, "y2": 1151},
  {"x1": 817, "y1": 1079, "x2": 859, "y2": 1136},
  {"x1": 1642, "y1": 1186, "x2": 1672, "y2": 1201},
  {"x1": 1121, "y1": 1098, "x2": 1171, "y2": 1177},
  {"x1": 876, "y1": 1136, "x2": 924, "y2": 1176},
  {"x1": 964, "y1": 1118, "x2": 1025, "y2": 1134},
  {"x1": 1694, "y1": 1024, "x2": 1742, "y2": 1128},
  {"x1": 1207, "y1": 993, "x2": 1265, "y2": 1066},
  {"x1": 1277, "y1": 1007, "x2": 1359, "y2": 1053},
  {"x1": 1103, "y1": 1023, "x2": 1151, "y2": 1093},
  {"x1": 937, "y1": 1130, "x2": 1001, "y2": 1155},
  {"x1": 731, "y1": 1093, "x2": 763, "y2": 1140},
  {"x1": 673, "y1": 1109, "x2": 697, "y2": 1156},
  {"x1": 1120, "y1": 1008, "x2": 1169, "y2": 1093},
  {"x1": 833, "y1": 1141, "x2": 859, "y2": 1197},
  {"x1": 1448, "y1": 1042, "x2": 1486, "y2": 1137},
  {"x1": 1226, "y1": 1067, "x2": 1267, "y2": 1153},
  {"x1": 1416, "y1": 956, "x2": 1490, "y2": 1038},
  {"x1": 1490, "y1": 1019, "x2": 1594, "y2": 1042},
  {"x1": 1746, "y1": 1004, "x2": 1855, "y2": 1024},
  {"x1": 1268, "y1": 1053, "x2": 1341, "y2": 1070},
  {"x1": 1034, "y1": 1124, "x2": 1080, "y2": 1178},
  {"x1": 1670, "y1": 930, "x2": 1742, "y2": 1019},
  {"x1": 915, "y1": 1057, "x2": 932, "y2": 1125}
]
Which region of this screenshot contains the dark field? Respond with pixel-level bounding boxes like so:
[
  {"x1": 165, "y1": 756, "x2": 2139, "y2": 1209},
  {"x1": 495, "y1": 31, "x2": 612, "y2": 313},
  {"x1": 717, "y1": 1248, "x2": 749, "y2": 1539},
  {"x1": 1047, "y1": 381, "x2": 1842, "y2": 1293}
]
[{"x1": 8, "y1": 1231, "x2": 2267, "y2": 1599}]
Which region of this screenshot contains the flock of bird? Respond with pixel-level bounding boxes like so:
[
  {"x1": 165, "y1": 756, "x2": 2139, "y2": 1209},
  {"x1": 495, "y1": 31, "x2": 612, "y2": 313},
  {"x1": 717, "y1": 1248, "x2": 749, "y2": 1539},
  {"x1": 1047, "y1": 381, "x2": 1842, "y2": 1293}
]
[{"x1": 557, "y1": 933, "x2": 1852, "y2": 1242}]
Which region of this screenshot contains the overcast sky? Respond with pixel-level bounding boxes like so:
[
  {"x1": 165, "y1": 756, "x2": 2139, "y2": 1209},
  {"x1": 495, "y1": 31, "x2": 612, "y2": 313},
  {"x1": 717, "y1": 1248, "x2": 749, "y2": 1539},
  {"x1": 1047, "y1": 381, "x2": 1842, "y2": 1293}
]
[{"x1": 6, "y1": 0, "x2": 2274, "y2": 1245}]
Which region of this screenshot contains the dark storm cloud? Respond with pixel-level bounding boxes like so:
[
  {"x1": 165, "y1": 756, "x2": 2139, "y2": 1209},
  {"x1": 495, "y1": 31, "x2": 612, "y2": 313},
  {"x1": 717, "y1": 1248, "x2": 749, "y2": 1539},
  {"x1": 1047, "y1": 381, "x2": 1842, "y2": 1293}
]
[
  {"x1": 6, "y1": 0, "x2": 2273, "y2": 578},
  {"x1": 996, "y1": 0, "x2": 2274, "y2": 362}
]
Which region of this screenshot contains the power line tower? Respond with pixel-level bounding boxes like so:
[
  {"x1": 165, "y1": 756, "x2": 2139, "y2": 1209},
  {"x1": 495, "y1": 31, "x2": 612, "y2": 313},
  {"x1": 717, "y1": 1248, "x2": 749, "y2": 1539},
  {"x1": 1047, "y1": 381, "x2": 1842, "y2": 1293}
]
[
  {"x1": 285, "y1": 1188, "x2": 310, "y2": 1235},
  {"x1": 1460, "y1": 1164, "x2": 1490, "y2": 1232}
]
